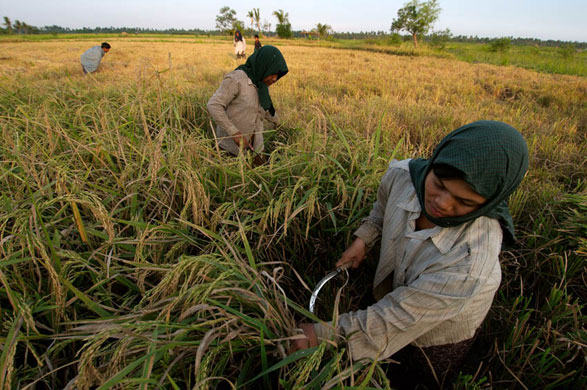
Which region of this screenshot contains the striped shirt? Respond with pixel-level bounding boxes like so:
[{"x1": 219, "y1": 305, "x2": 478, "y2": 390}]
[
  {"x1": 314, "y1": 159, "x2": 503, "y2": 361},
  {"x1": 80, "y1": 46, "x2": 105, "y2": 73}
]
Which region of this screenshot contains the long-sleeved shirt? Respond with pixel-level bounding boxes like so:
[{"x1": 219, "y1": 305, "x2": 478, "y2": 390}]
[
  {"x1": 207, "y1": 69, "x2": 278, "y2": 155},
  {"x1": 80, "y1": 46, "x2": 105, "y2": 73},
  {"x1": 314, "y1": 159, "x2": 503, "y2": 361}
]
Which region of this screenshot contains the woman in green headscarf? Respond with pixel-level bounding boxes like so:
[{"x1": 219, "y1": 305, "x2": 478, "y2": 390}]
[
  {"x1": 207, "y1": 45, "x2": 288, "y2": 157},
  {"x1": 292, "y1": 121, "x2": 529, "y2": 389}
]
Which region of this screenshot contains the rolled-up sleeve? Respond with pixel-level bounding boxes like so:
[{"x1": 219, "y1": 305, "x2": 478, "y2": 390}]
[
  {"x1": 337, "y1": 222, "x2": 500, "y2": 361},
  {"x1": 337, "y1": 269, "x2": 480, "y2": 360},
  {"x1": 207, "y1": 76, "x2": 241, "y2": 136}
]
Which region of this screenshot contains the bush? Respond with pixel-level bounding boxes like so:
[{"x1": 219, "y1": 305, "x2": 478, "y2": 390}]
[
  {"x1": 429, "y1": 28, "x2": 452, "y2": 50},
  {"x1": 558, "y1": 44, "x2": 576, "y2": 58},
  {"x1": 489, "y1": 37, "x2": 512, "y2": 52},
  {"x1": 387, "y1": 33, "x2": 403, "y2": 46},
  {"x1": 276, "y1": 23, "x2": 292, "y2": 39}
]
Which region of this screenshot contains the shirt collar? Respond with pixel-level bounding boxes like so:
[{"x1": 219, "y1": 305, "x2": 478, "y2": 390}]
[{"x1": 397, "y1": 191, "x2": 420, "y2": 213}]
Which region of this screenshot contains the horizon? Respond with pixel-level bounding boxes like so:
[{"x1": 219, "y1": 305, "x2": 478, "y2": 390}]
[{"x1": 2, "y1": 0, "x2": 586, "y2": 43}]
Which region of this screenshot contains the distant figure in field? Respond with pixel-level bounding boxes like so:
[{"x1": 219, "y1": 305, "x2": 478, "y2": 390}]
[
  {"x1": 234, "y1": 29, "x2": 246, "y2": 59},
  {"x1": 254, "y1": 34, "x2": 262, "y2": 52},
  {"x1": 80, "y1": 42, "x2": 111, "y2": 74},
  {"x1": 207, "y1": 45, "x2": 288, "y2": 159}
]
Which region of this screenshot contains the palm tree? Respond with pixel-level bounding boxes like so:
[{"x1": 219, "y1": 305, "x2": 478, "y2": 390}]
[
  {"x1": 3, "y1": 16, "x2": 12, "y2": 34},
  {"x1": 315, "y1": 23, "x2": 332, "y2": 39},
  {"x1": 246, "y1": 10, "x2": 255, "y2": 30},
  {"x1": 252, "y1": 8, "x2": 261, "y2": 34},
  {"x1": 14, "y1": 20, "x2": 22, "y2": 34},
  {"x1": 273, "y1": 9, "x2": 288, "y2": 25}
]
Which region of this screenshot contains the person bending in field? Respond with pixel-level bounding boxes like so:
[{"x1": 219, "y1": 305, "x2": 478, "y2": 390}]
[
  {"x1": 80, "y1": 42, "x2": 111, "y2": 74},
  {"x1": 207, "y1": 45, "x2": 288, "y2": 160},
  {"x1": 254, "y1": 34, "x2": 262, "y2": 52},
  {"x1": 234, "y1": 29, "x2": 246, "y2": 59},
  {"x1": 291, "y1": 121, "x2": 529, "y2": 389}
]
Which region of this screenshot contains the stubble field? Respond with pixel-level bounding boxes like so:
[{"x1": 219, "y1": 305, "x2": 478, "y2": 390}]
[{"x1": 0, "y1": 38, "x2": 585, "y2": 389}]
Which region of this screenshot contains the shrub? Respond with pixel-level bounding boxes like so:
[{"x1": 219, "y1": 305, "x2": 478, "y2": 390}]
[
  {"x1": 429, "y1": 28, "x2": 452, "y2": 50},
  {"x1": 489, "y1": 37, "x2": 512, "y2": 52},
  {"x1": 558, "y1": 43, "x2": 576, "y2": 58},
  {"x1": 276, "y1": 23, "x2": 292, "y2": 39},
  {"x1": 387, "y1": 33, "x2": 403, "y2": 46}
]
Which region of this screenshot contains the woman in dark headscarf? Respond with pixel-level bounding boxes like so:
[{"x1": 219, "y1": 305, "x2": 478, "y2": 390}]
[
  {"x1": 207, "y1": 45, "x2": 288, "y2": 157},
  {"x1": 292, "y1": 121, "x2": 529, "y2": 388}
]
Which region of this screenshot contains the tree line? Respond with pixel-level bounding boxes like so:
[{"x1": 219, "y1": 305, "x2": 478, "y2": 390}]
[
  {"x1": 2, "y1": 0, "x2": 583, "y2": 48},
  {"x1": 2, "y1": 16, "x2": 40, "y2": 34}
]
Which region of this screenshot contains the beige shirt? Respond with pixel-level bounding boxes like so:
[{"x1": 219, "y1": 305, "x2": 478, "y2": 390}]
[
  {"x1": 207, "y1": 69, "x2": 278, "y2": 155},
  {"x1": 314, "y1": 159, "x2": 503, "y2": 361}
]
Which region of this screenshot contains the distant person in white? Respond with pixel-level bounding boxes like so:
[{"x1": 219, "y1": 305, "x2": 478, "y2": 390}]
[
  {"x1": 233, "y1": 30, "x2": 246, "y2": 59},
  {"x1": 80, "y1": 42, "x2": 111, "y2": 74}
]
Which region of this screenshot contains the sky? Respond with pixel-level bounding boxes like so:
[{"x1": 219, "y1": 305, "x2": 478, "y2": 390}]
[{"x1": 1, "y1": 0, "x2": 585, "y2": 42}]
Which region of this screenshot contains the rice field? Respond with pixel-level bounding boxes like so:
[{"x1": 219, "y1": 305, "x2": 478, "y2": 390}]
[{"x1": 0, "y1": 38, "x2": 585, "y2": 389}]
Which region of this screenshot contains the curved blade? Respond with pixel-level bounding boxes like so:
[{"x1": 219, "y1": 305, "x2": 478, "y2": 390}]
[{"x1": 309, "y1": 268, "x2": 342, "y2": 314}]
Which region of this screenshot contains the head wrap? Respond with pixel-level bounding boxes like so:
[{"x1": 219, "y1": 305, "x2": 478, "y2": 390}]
[
  {"x1": 409, "y1": 120, "x2": 529, "y2": 246},
  {"x1": 234, "y1": 30, "x2": 243, "y2": 42},
  {"x1": 236, "y1": 45, "x2": 288, "y2": 116}
]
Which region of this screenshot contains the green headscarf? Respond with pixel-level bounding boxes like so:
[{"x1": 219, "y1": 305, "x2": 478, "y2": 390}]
[
  {"x1": 236, "y1": 45, "x2": 288, "y2": 116},
  {"x1": 409, "y1": 121, "x2": 529, "y2": 246}
]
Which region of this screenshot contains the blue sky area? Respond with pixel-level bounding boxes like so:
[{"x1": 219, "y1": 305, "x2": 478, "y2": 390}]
[{"x1": 2, "y1": 0, "x2": 585, "y2": 42}]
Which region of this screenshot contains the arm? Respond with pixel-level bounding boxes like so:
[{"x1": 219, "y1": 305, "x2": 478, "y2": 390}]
[
  {"x1": 321, "y1": 218, "x2": 502, "y2": 361},
  {"x1": 207, "y1": 76, "x2": 252, "y2": 149},
  {"x1": 291, "y1": 164, "x2": 401, "y2": 354},
  {"x1": 264, "y1": 109, "x2": 280, "y2": 127}
]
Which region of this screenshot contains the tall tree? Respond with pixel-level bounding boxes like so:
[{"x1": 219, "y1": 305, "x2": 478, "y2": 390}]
[
  {"x1": 391, "y1": 0, "x2": 441, "y2": 48},
  {"x1": 3, "y1": 16, "x2": 12, "y2": 34},
  {"x1": 246, "y1": 10, "x2": 255, "y2": 30},
  {"x1": 262, "y1": 19, "x2": 271, "y2": 35},
  {"x1": 14, "y1": 20, "x2": 22, "y2": 34},
  {"x1": 273, "y1": 9, "x2": 288, "y2": 25},
  {"x1": 232, "y1": 19, "x2": 245, "y2": 34},
  {"x1": 252, "y1": 8, "x2": 261, "y2": 34},
  {"x1": 315, "y1": 23, "x2": 332, "y2": 39},
  {"x1": 215, "y1": 6, "x2": 237, "y2": 34},
  {"x1": 273, "y1": 9, "x2": 292, "y2": 38}
]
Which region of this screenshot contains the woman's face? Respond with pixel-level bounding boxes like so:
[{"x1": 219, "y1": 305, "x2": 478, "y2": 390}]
[
  {"x1": 424, "y1": 170, "x2": 487, "y2": 218},
  {"x1": 262, "y1": 74, "x2": 278, "y2": 86}
]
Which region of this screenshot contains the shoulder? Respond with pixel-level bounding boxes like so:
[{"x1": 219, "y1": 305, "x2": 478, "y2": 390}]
[
  {"x1": 381, "y1": 159, "x2": 413, "y2": 184},
  {"x1": 465, "y1": 216, "x2": 502, "y2": 243},
  {"x1": 225, "y1": 70, "x2": 252, "y2": 85},
  {"x1": 388, "y1": 158, "x2": 411, "y2": 171},
  {"x1": 461, "y1": 216, "x2": 502, "y2": 267},
  {"x1": 463, "y1": 217, "x2": 503, "y2": 275}
]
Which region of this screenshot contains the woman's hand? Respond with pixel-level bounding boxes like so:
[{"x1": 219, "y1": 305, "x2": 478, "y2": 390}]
[
  {"x1": 232, "y1": 132, "x2": 253, "y2": 151},
  {"x1": 289, "y1": 323, "x2": 318, "y2": 354},
  {"x1": 336, "y1": 237, "x2": 367, "y2": 269}
]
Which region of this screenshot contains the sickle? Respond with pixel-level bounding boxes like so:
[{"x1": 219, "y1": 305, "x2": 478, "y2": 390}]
[{"x1": 309, "y1": 264, "x2": 349, "y2": 314}]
